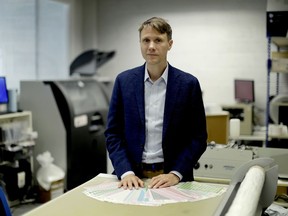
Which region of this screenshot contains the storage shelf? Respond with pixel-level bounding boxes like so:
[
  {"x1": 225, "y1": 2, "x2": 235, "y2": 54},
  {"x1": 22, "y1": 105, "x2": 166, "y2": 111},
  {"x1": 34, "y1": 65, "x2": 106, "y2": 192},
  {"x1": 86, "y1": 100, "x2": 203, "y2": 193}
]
[
  {"x1": 266, "y1": 36, "x2": 288, "y2": 146},
  {"x1": 0, "y1": 111, "x2": 32, "y2": 122},
  {"x1": 272, "y1": 37, "x2": 288, "y2": 48},
  {"x1": 271, "y1": 102, "x2": 288, "y2": 106},
  {"x1": 0, "y1": 111, "x2": 33, "y2": 144},
  {"x1": 269, "y1": 135, "x2": 288, "y2": 139},
  {"x1": 271, "y1": 70, "x2": 288, "y2": 73}
]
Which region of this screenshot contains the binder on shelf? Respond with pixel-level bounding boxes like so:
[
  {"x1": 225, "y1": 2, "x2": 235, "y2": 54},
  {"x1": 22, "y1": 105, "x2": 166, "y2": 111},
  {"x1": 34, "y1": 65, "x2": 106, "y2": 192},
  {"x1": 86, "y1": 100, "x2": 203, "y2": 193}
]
[
  {"x1": 271, "y1": 51, "x2": 288, "y2": 59},
  {"x1": 271, "y1": 58, "x2": 288, "y2": 73}
]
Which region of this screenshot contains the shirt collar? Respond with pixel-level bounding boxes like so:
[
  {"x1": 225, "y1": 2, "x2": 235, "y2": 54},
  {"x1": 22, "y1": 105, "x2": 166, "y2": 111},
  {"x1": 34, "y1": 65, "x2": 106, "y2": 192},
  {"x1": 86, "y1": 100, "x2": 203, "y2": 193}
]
[{"x1": 144, "y1": 63, "x2": 168, "y2": 84}]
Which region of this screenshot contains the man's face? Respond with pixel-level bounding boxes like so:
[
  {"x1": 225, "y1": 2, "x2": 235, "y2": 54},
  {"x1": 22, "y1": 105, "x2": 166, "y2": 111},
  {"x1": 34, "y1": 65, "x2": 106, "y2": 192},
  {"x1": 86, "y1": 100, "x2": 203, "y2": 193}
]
[{"x1": 140, "y1": 26, "x2": 173, "y2": 66}]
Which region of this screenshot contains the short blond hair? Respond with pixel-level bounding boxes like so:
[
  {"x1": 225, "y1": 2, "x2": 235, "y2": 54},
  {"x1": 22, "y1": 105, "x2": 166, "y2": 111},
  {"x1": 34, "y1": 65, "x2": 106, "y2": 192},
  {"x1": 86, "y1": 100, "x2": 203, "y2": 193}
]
[{"x1": 138, "y1": 17, "x2": 172, "y2": 40}]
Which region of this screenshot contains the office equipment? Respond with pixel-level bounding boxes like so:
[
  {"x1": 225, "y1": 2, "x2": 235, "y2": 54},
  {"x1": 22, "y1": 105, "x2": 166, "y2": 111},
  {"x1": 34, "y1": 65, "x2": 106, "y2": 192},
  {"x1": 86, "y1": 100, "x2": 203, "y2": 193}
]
[
  {"x1": 23, "y1": 173, "x2": 226, "y2": 216},
  {"x1": 279, "y1": 104, "x2": 288, "y2": 129},
  {"x1": 194, "y1": 145, "x2": 254, "y2": 180},
  {"x1": 195, "y1": 143, "x2": 288, "y2": 180},
  {"x1": 214, "y1": 158, "x2": 278, "y2": 216},
  {"x1": 19, "y1": 79, "x2": 110, "y2": 190},
  {"x1": 269, "y1": 94, "x2": 288, "y2": 124},
  {"x1": 222, "y1": 103, "x2": 253, "y2": 135},
  {"x1": 0, "y1": 77, "x2": 8, "y2": 105},
  {"x1": 0, "y1": 187, "x2": 12, "y2": 216},
  {"x1": 267, "y1": 11, "x2": 288, "y2": 37},
  {"x1": 234, "y1": 79, "x2": 255, "y2": 104},
  {"x1": 254, "y1": 147, "x2": 288, "y2": 179},
  {"x1": 0, "y1": 111, "x2": 35, "y2": 205},
  {"x1": 229, "y1": 118, "x2": 240, "y2": 139},
  {"x1": 0, "y1": 77, "x2": 9, "y2": 113},
  {"x1": 7, "y1": 89, "x2": 17, "y2": 113},
  {"x1": 70, "y1": 49, "x2": 115, "y2": 77},
  {"x1": 266, "y1": 0, "x2": 288, "y2": 37}
]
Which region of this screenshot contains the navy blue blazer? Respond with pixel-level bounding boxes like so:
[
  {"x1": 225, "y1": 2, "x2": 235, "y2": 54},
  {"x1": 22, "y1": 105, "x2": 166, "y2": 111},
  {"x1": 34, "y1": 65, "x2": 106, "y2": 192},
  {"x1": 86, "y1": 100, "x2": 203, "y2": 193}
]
[{"x1": 105, "y1": 63, "x2": 207, "y2": 181}]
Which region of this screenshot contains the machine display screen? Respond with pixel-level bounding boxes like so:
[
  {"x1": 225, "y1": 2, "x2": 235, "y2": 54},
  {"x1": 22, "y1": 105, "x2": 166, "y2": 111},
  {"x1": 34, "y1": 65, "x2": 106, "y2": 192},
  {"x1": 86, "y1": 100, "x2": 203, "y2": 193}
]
[
  {"x1": 0, "y1": 76, "x2": 9, "y2": 104},
  {"x1": 234, "y1": 79, "x2": 254, "y2": 103}
]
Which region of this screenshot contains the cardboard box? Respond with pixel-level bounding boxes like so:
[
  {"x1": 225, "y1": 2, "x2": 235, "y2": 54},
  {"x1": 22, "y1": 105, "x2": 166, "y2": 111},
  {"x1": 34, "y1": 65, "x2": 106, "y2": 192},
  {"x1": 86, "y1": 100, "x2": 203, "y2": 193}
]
[{"x1": 206, "y1": 113, "x2": 229, "y2": 144}]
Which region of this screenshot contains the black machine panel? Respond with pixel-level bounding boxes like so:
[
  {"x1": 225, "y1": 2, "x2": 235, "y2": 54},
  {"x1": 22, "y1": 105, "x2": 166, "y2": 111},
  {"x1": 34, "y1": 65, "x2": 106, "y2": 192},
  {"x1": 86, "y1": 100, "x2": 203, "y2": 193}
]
[
  {"x1": 47, "y1": 79, "x2": 109, "y2": 190},
  {"x1": 19, "y1": 78, "x2": 111, "y2": 191}
]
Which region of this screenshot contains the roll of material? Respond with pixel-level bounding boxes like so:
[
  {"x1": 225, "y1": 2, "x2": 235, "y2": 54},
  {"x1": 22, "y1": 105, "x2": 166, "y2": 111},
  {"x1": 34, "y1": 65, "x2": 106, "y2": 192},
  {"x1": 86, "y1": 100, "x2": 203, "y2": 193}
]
[
  {"x1": 8, "y1": 89, "x2": 18, "y2": 112},
  {"x1": 229, "y1": 118, "x2": 240, "y2": 139},
  {"x1": 225, "y1": 165, "x2": 265, "y2": 216}
]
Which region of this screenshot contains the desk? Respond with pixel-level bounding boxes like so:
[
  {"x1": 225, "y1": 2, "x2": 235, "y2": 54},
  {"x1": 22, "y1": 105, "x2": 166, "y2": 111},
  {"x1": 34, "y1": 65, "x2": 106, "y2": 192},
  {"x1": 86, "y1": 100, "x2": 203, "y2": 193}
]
[
  {"x1": 238, "y1": 134, "x2": 266, "y2": 142},
  {"x1": 24, "y1": 174, "x2": 226, "y2": 216},
  {"x1": 236, "y1": 134, "x2": 267, "y2": 147}
]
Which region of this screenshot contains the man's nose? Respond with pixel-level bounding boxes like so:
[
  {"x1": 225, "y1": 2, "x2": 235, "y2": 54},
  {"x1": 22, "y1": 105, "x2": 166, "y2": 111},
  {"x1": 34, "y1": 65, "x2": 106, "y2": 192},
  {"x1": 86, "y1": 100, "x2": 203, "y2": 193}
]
[{"x1": 148, "y1": 42, "x2": 155, "y2": 49}]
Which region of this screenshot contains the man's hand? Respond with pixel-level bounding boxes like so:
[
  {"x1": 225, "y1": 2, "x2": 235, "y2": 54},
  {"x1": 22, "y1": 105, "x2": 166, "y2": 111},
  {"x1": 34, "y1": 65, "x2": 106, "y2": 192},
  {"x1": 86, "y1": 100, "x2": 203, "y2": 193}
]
[
  {"x1": 148, "y1": 173, "x2": 180, "y2": 189},
  {"x1": 118, "y1": 174, "x2": 144, "y2": 190}
]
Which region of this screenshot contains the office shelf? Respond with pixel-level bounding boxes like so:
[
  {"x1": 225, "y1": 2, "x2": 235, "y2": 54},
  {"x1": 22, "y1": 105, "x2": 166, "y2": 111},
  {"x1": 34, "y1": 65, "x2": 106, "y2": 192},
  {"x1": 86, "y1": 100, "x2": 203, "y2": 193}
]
[
  {"x1": 266, "y1": 36, "x2": 288, "y2": 146},
  {"x1": 269, "y1": 135, "x2": 288, "y2": 139},
  {"x1": 0, "y1": 111, "x2": 34, "y2": 145},
  {"x1": 271, "y1": 37, "x2": 288, "y2": 48}
]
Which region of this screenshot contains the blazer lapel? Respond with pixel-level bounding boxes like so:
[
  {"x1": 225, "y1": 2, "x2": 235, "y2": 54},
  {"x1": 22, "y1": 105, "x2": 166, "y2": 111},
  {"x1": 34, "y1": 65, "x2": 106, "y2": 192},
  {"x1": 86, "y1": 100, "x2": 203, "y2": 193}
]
[
  {"x1": 163, "y1": 65, "x2": 181, "y2": 139},
  {"x1": 134, "y1": 65, "x2": 145, "y2": 125},
  {"x1": 132, "y1": 64, "x2": 181, "y2": 137}
]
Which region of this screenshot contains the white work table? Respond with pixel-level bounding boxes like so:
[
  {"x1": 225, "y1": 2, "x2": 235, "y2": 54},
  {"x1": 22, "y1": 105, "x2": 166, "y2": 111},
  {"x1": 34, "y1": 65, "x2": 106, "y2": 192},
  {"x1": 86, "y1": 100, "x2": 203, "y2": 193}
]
[{"x1": 23, "y1": 174, "x2": 226, "y2": 216}]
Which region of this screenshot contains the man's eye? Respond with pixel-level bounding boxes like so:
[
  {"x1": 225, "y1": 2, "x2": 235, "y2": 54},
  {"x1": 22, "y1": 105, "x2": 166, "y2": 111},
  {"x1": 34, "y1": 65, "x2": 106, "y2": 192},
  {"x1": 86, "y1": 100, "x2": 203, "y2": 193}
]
[{"x1": 155, "y1": 39, "x2": 162, "y2": 43}]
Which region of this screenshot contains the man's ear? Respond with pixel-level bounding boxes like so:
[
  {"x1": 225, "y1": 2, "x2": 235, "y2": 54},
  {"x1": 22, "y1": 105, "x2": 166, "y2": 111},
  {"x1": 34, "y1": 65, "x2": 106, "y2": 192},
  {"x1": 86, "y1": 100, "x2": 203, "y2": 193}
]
[{"x1": 168, "y1": 39, "x2": 173, "y2": 50}]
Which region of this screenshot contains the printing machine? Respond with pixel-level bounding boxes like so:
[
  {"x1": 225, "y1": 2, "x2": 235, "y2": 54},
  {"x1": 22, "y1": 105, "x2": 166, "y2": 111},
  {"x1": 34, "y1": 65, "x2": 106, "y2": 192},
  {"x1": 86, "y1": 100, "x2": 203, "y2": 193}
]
[
  {"x1": 194, "y1": 143, "x2": 288, "y2": 182},
  {"x1": 19, "y1": 50, "x2": 116, "y2": 191},
  {"x1": 194, "y1": 143, "x2": 280, "y2": 216},
  {"x1": 214, "y1": 157, "x2": 278, "y2": 216}
]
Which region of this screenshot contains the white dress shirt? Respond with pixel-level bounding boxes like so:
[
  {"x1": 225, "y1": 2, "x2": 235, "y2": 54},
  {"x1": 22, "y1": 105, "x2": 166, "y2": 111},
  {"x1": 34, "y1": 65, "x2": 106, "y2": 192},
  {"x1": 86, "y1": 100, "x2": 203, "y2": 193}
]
[
  {"x1": 121, "y1": 64, "x2": 182, "y2": 180},
  {"x1": 142, "y1": 65, "x2": 167, "y2": 163}
]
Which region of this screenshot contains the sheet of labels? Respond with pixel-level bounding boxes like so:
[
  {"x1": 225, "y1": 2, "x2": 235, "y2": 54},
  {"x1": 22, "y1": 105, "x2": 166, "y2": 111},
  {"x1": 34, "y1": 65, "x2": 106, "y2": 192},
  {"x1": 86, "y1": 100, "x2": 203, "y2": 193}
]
[{"x1": 83, "y1": 176, "x2": 227, "y2": 206}]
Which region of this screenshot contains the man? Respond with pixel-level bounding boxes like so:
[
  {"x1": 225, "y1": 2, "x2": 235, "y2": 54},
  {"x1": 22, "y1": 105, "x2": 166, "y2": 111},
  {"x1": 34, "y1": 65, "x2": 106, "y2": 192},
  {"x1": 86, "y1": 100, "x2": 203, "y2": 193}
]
[{"x1": 105, "y1": 17, "x2": 207, "y2": 190}]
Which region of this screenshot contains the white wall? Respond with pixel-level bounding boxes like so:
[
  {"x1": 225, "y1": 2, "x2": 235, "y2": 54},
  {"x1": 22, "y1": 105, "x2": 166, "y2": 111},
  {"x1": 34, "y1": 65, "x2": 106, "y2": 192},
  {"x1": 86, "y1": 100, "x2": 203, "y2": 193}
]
[
  {"x1": 0, "y1": 0, "x2": 36, "y2": 88},
  {"x1": 1, "y1": 0, "x2": 287, "y2": 175},
  {"x1": 37, "y1": 0, "x2": 69, "y2": 79},
  {"x1": 1, "y1": 0, "x2": 287, "y2": 123},
  {"x1": 96, "y1": 0, "x2": 287, "y2": 125},
  {"x1": 0, "y1": 0, "x2": 70, "y2": 89},
  {"x1": 0, "y1": 0, "x2": 97, "y2": 89},
  {"x1": 55, "y1": 0, "x2": 99, "y2": 62}
]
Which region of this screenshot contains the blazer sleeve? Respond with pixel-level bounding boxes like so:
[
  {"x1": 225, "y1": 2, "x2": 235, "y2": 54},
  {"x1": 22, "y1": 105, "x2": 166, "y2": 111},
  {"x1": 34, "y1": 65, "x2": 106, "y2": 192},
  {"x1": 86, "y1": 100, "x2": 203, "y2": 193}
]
[
  {"x1": 104, "y1": 75, "x2": 132, "y2": 179},
  {"x1": 163, "y1": 71, "x2": 207, "y2": 181},
  {"x1": 104, "y1": 69, "x2": 145, "y2": 179}
]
